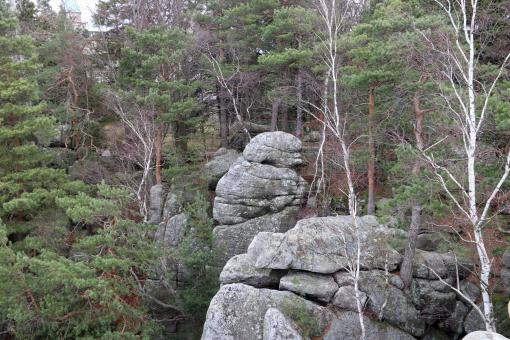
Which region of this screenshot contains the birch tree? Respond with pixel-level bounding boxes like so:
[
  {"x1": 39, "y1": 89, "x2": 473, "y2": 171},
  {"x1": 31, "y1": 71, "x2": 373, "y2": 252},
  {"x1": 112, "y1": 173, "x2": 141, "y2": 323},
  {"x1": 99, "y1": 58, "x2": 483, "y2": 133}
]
[
  {"x1": 313, "y1": 0, "x2": 367, "y2": 337},
  {"x1": 107, "y1": 92, "x2": 156, "y2": 220},
  {"x1": 422, "y1": 0, "x2": 510, "y2": 331}
]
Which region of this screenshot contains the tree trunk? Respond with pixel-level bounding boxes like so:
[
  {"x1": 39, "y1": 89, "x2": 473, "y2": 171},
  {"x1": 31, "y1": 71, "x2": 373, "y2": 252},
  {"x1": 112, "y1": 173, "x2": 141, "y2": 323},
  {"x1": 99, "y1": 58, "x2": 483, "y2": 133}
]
[
  {"x1": 295, "y1": 70, "x2": 303, "y2": 138},
  {"x1": 155, "y1": 127, "x2": 163, "y2": 185},
  {"x1": 367, "y1": 87, "x2": 376, "y2": 215},
  {"x1": 271, "y1": 99, "x2": 280, "y2": 132},
  {"x1": 401, "y1": 94, "x2": 426, "y2": 290},
  {"x1": 281, "y1": 104, "x2": 289, "y2": 132},
  {"x1": 174, "y1": 122, "x2": 188, "y2": 157},
  {"x1": 219, "y1": 89, "x2": 229, "y2": 147}
]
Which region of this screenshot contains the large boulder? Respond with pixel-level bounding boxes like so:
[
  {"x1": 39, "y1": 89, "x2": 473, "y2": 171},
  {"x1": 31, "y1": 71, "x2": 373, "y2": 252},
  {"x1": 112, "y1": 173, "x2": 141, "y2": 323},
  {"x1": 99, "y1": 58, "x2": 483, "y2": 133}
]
[
  {"x1": 412, "y1": 250, "x2": 472, "y2": 280},
  {"x1": 247, "y1": 216, "x2": 402, "y2": 274},
  {"x1": 242, "y1": 132, "x2": 303, "y2": 168},
  {"x1": 214, "y1": 162, "x2": 306, "y2": 225},
  {"x1": 279, "y1": 271, "x2": 338, "y2": 302},
  {"x1": 357, "y1": 270, "x2": 425, "y2": 337},
  {"x1": 332, "y1": 286, "x2": 368, "y2": 312},
  {"x1": 220, "y1": 254, "x2": 281, "y2": 288},
  {"x1": 214, "y1": 207, "x2": 299, "y2": 263},
  {"x1": 411, "y1": 278, "x2": 457, "y2": 322},
  {"x1": 201, "y1": 283, "x2": 330, "y2": 340},
  {"x1": 462, "y1": 331, "x2": 509, "y2": 340}
]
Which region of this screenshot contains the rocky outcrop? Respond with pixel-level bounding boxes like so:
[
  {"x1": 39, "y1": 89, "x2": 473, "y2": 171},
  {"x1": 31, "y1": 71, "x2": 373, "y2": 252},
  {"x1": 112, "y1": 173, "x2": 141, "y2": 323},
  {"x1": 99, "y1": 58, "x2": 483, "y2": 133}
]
[
  {"x1": 155, "y1": 212, "x2": 188, "y2": 248},
  {"x1": 205, "y1": 148, "x2": 240, "y2": 190},
  {"x1": 247, "y1": 216, "x2": 402, "y2": 273},
  {"x1": 213, "y1": 132, "x2": 307, "y2": 263},
  {"x1": 201, "y1": 283, "x2": 330, "y2": 340},
  {"x1": 148, "y1": 184, "x2": 164, "y2": 224},
  {"x1": 203, "y1": 214, "x2": 483, "y2": 340},
  {"x1": 201, "y1": 283, "x2": 413, "y2": 340}
]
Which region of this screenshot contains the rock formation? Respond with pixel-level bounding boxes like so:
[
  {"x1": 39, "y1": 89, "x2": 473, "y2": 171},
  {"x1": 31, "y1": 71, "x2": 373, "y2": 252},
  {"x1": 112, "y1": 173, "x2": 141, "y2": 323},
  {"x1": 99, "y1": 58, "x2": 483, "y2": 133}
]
[
  {"x1": 205, "y1": 148, "x2": 240, "y2": 190},
  {"x1": 202, "y1": 215, "x2": 484, "y2": 339},
  {"x1": 212, "y1": 132, "x2": 307, "y2": 262}
]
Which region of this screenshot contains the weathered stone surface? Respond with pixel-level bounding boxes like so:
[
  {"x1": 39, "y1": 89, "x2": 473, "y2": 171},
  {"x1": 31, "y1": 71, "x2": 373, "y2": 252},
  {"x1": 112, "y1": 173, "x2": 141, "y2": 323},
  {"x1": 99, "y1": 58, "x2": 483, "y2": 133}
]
[
  {"x1": 462, "y1": 331, "x2": 509, "y2": 340},
  {"x1": 201, "y1": 283, "x2": 331, "y2": 340},
  {"x1": 155, "y1": 213, "x2": 188, "y2": 248},
  {"x1": 220, "y1": 254, "x2": 281, "y2": 288},
  {"x1": 263, "y1": 308, "x2": 303, "y2": 340},
  {"x1": 247, "y1": 216, "x2": 402, "y2": 274},
  {"x1": 205, "y1": 148, "x2": 240, "y2": 190},
  {"x1": 214, "y1": 161, "x2": 306, "y2": 225},
  {"x1": 411, "y1": 278, "x2": 457, "y2": 322},
  {"x1": 214, "y1": 207, "x2": 299, "y2": 263},
  {"x1": 458, "y1": 281, "x2": 481, "y2": 304},
  {"x1": 242, "y1": 132, "x2": 303, "y2": 168},
  {"x1": 412, "y1": 250, "x2": 448, "y2": 279},
  {"x1": 412, "y1": 250, "x2": 473, "y2": 280},
  {"x1": 211, "y1": 132, "x2": 308, "y2": 265},
  {"x1": 359, "y1": 270, "x2": 425, "y2": 337},
  {"x1": 390, "y1": 275, "x2": 405, "y2": 290},
  {"x1": 148, "y1": 184, "x2": 164, "y2": 225},
  {"x1": 464, "y1": 307, "x2": 485, "y2": 334},
  {"x1": 279, "y1": 272, "x2": 338, "y2": 302},
  {"x1": 441, "y1": 252, "x2": 474, "y2": 279},
  {"x1": 323, "y1": 311, "x2": 416, "y2": 340},
  {"x1": 201, "y1": 284, "x2": 417, "y2": 340},
  {"x1": 162, "y1": 192, "x2": 183, "y2": 219},
  {"x1": 332, "y1": 286, "x2": 367, "y2": 312},
  {"x1": 439, "y1": 301, "x2": 469, "y2": 334},
  {"x1": 333, "y1": 271, "x2": 353, "y2": 287}
]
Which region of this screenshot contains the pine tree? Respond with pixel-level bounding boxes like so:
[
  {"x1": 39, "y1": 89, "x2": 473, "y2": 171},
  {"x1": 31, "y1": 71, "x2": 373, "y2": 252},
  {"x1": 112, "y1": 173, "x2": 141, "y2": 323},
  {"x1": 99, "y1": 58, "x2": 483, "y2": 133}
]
[
  {"x1": 259, "y1": 5, "x2": 319, "y2": 135},
  {"x1": 0, "y1": 183, "x2": 160, "y2": 338},
  {"x1": 118, "y1": 25, "x2": 203, "y2": 184},
  {"x1": 0, "y1": 0, "x2": 70, "y2": 220}
]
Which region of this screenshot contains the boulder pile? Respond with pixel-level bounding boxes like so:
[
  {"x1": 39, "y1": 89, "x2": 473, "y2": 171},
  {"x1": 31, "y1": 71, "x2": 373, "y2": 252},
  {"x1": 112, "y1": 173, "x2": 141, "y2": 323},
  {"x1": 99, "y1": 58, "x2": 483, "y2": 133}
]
[
  {"x1": 211, "y1": 132, "x2": 307, "y2": 262},
  {"x1": 202, "y1": 215, "x2": 484, "y2": 340}
]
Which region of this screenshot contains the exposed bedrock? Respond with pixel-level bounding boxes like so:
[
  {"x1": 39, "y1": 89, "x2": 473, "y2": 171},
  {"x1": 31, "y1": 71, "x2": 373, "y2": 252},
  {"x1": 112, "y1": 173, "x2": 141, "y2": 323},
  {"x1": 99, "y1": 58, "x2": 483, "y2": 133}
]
[{"x1": 203, "y1": 214, "x2": 490, "y2": 340}]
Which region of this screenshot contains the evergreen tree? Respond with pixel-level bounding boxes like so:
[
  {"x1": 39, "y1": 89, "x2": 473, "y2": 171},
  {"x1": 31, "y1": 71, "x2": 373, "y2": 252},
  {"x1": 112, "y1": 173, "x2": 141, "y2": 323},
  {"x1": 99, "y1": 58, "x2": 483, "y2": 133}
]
[
  {"x1": 0, "y1": 183, "x2": 159, "y2": 338},
  {"x1": 118, "y1": 25, "x2": 203, "y2": 184},
  {"x1": 0, "y1": 0, "x2": 70, "y2": 220}
]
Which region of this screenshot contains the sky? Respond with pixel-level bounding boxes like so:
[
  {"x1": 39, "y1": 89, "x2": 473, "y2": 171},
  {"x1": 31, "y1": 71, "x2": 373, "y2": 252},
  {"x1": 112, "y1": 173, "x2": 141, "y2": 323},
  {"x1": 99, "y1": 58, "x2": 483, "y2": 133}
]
[{"x1": 49, "y1": 0, "x2": 99, "y2": 30}]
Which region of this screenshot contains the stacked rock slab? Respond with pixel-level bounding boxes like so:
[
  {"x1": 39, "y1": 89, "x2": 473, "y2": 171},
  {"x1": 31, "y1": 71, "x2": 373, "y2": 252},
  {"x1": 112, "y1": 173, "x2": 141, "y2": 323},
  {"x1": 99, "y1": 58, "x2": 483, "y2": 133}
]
[
  {"x1": 213, "y1": 132, "x2": 307, "y2": 263},
  {"x1": 202, "y1": 215, "x2": 486, "y2": 340}
]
